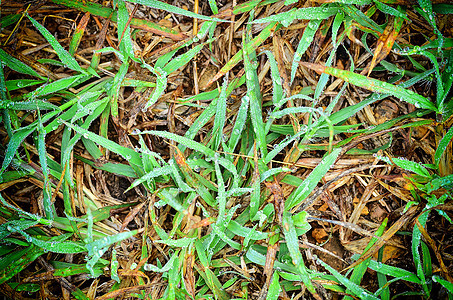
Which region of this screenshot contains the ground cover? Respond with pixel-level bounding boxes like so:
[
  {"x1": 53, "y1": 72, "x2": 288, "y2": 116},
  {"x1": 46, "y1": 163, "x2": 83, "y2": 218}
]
[{"x1": 0, "y1": 0, "x2": 452, "y2": 299}]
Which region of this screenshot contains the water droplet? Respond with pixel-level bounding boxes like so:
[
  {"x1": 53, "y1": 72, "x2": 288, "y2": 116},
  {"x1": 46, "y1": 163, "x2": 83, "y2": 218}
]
[{"x1": 131, "y1": 128, "x2": 141, "y2": 135}]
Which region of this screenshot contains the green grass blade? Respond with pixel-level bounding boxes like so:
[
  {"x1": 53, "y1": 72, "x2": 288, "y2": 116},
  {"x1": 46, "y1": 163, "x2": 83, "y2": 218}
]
[
  {"x1": 362, "y1": 257, "x2": 422, "y2": 284},
  {"x1": 212, "y1": 79, "x2": 228, "y2": 150},
  {"x1": 62, "y1": 121, "x2": 142, "y2": 166},
  {"x1": 261, "y1": 50, "x2": 284, "y2": 105},
  {"x1": 205, "y1": 22, "x2": 280, "y2": 88},
  {"x1": 290, "y1": 19, "x2": 321, "y2": 84},
  {"x1": 316, "y1": 257, "x2": 379, "y2": 300},
  {"x1": 301, "y1": 62, "x2": 438, "y2": 111},
  {"x1": 432, "y1": 275, "x2": 453, "y2": 294},
  {"x1": 344, "y1": 219, "x2": 388, "y2": 300},
  {"x1": 374, "y1": 1, "x2": 408, "y2": 19},
  {"x1": 412, "y1": 210, "x2": 430, "y2": 296},
  {"x1": 125, "y1": 0, "x2": 228, "y2": 22},
  {"x1": 27, "y1": 14, "x2": 85, "y2": 73},
  {"x1": 31, "y1": 74, "x2": 85, "y2": 98},
  {"x1": 37, "y1": 120, "x2": 54, "y2": 220},
  {"x1": 243, "y1": 33, "x2": 267, "y2": 157},
  {"x1": 0, "y1": 245, "x2": 44, "y2": 285},
  {"x1": 0, "y1": 126, "x2": 35, "y2": 178},
  {"x1": 340, "y1": 4, "x2": 383, "y2": 34},
  {"x1": 24, "y1": 233, "x2": 86, "y2": 254},
  {"x1": 109, "y1": 60, "x2": 129, "y2": 117},
  {"x1": 163, "y1": 38, "x2": 215, "y2": 74},
  {"x1": 2, "y1": 79, "x2": 45, "y2": 91},
  {"x1": 68, "y1": 12, "x2": 90, "y2": 56},
  {"x1": 282, "y1": 212, "x2": 317, "y2": 295},
  {"x1": 376, "y1": 155, "x2": 431, "y2": 177},
  {"x1": 267, "y1": 272, "x2": 281, "y2": 300},
  {"x1": 0, "y1": 49, "x2": 44, "y2": 79},
  {"x1": 253, "y1": 7, "x2": 339, "y2": 26},
  {"x1": 4, "y1": 99, "x2": 58, "y2": 111},
  {"x1": 435, "y1": 126, "x2": 453, "y2": 166},
  {"x1": 142, "y1": 64, "x2": 167, "y2": 109},
  {"x1": 143, "y1": 130, "x2": 215, "y2": 157},
  {"x1": 285, "y1": 148, "x2": 341, "y2": 210},
  {"x1": 117, "y1": 0, "x2": 135, "y2": 59},
  {"x1": 214, "y1": 156, "x2": 226, "y2": 219},
  {"x1": 228, "y1": 95, "x2": 249, "y2": 151}
]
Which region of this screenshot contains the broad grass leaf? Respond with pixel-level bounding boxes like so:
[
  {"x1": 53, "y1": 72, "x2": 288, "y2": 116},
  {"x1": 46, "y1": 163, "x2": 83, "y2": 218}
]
[
  {"x1": 260, "y1": 50, "x2": 284, "y2": 104},
  {"x1": 374, "y1": 1, "x2": 408, "y2": 19},
  {"x1": 316, "y1": 257, "x2": 379, "y2": 300},
  {"x1": 110, "y1": 249, "x2": 120, "y2": 283},
  {"x1": 109, "y1": 60, "x2": 129, "y2": 117},
  {"x1": 212, "y1": 80, "x2": 228, "y2": 150},
  {"x1": 143, "y1": 130, "x2": 215, "y2": 157},
  {"x1": 243, "y1": 33, "x2": 267, "y2": 156},
  {"x1": 301, "y1": 63, "x2": 438, "y2": 111},
  {"x1": 290, "y1": 19, "x2": 321, "y2": 84},
  {"x1": 37, "y1": 125, "x2": 53, "y2": 220},
  {"x1": 245, "y1": 245, "x2": 298, "y2": 274},
  {"x1": 285, "y1": 148, "x2": 341, "y2": 210},
  {"x1": 26, "y1": 234, "x2": 86, "y2": 254},
  {"x1": 340, "y1": 5, "x2": 382, "y2": 34},
  {"x1": 344, "y1": 219, "x2": 388, "y2": 300},
  {"x1": 0, "y1": 49, "x2": 44, "y2": 78},
  {"x1": 6, "y1": 79, "x2": 45, "y2": 91},
  {"x1": 264, "y1": 129, "x2": 307, "y2": 164},
  {"x1": 4, "y1": 100, "x2": 58, "y2": 111},
  {"x1": 0, "y1": 220, "x2": 39, "y2": 240},
  {"x1": 117, "y1": 0, "x2": 135, "y2": 59},
  {"x1": 125, "y1": 0, "x2": 227, "y2": 22},
  {"x1": 267, "y1": 273, "x2": 281, "y2": 300},
  {"x1": 27, "y1": 15, "x2": 84, "y2": 73},
  {"x1": 435, "y1": 126, "x2": 453, "y2": 166},
  {"x1": 31, "y1": 74, "x2": 85, "y2": 98},
  {"x1": 163, "y1": 38, "x2": 215, "y2": 74},
  {"x1": 358, "y1": 256, "x2": 422, "y2": 284},
  {"x1": 377, "y1": 155, "x2": 431, "y2": 177},
  {"x1": 142, "y1": 65, "x2": 166, "y2": 109},
  {"x1": 412, "y1": 211, "x2": 430, "y2": 295},
  {"x1": 228, "y1": 95, "x2": 249, "y2": 151},
  {"x1": 156, "y1": 237, "x2": 196, "y2": 247},
  {"x1": 432, "y1": 275, "x2": 453, "y2": 293},
  {"x1": 127, "y1": 165, "x2": 172, "y2": 192},
  {"x1": 227, "y1": 221, "x2": 269, "y2": 240},
  {"x1": 204, "y1": 22, "x2": 278, "y2": 89},
  {"x1": 144, "y1": 253, "x2": 177, "y2": 272},
  {"x1": 282, "y1": 213, "x2": 316, "y2": 294},
  {"x1": 0, "y1": 245, "x2": 44, "y2": 285},
  {"x1": 156, "y1": 188, "x2": 186, "y2": 213},
  {"x1": 253, "y1": 7, "x2": 339, "y2": 26},
  {"x1": 214, "y1": 158, "x2": 226, "y2": 220},
  {"x1": 0, "y1": 126, "x2": 35, "y2": 177},
  {"x1": 62, "y1": 121, "x2": 142, "y2": 166}
]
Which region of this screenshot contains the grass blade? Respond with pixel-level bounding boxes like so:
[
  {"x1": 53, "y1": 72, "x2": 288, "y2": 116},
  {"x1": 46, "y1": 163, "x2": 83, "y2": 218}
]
[
  {"x1": 290, "y1": 19, "x2": 321, "y2": 84},
  {"x1": 125, "y1": 0, "x2": 228, "y2": 22},
  {"x1": 300, "y1": 62, "x2": 438, "y2": 111},
  {"x1": 243, "y1": 32, "x2": 267, "y2": 157},
  {"x1": 0, "y1": 49, "x2": 44, "y2": 79},
  {"x1": 316, "y1": 257, "x2": 379, "y2": 300},
  {"x1": 435, "y1": 126, "x2": 453, "y2": 166},
  {"x1": 27, "y1": 14, "x2": 85, "y2": 73},
  {"x1": 253, "y1": 7, "x2": 339, "y2": 26},
  {"x1": 285, "y1": 148, "x2": 341, "y2": 210}
]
